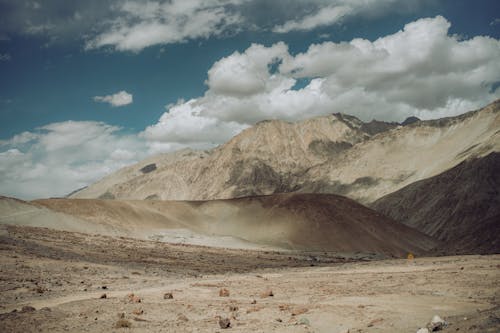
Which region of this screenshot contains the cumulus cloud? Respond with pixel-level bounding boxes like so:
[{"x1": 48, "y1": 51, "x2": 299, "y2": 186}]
[
  {"x1": 93, "y1": 90, "x2": 133, "y2": 107},
  {"x1": 0, "y1": 121, "x2": 146, "y2": 199},
  {"x1": 143, "y1": 15, "x2": 500, "y2": 151}
]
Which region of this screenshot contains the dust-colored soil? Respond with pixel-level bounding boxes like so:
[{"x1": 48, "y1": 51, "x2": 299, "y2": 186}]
[{"x1": 0, "y1": 225, "x2": 498, "y2": 333}]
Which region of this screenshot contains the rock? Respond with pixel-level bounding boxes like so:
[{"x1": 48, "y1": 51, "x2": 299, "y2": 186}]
[
  {"x1": 298, "y1": 317, "x2": 310, "y2": 326},
  {"x1": 118, "y1": 312, "x2": 125, "y2": 319},
  {"x1": 101, "y1": 286, "x2": 107, "y2": 290},
  {"x1": 127, "y1": 293, "x2": 141, "y2": 303},
  {"x1": 163, "y1": 292, "x2": 174, "y2": 299},
  {"x1": 260, "y1": 289, "x2": 273, "y2": 298},
  {"x1": 229, "y1": 305, "x2": 238, "y2": 312},
  {"x1": 427, "y1": 315, "x2": 447, "y2": 331},
  {"x1": 219, "y1": 288, "x2": 230, "y2": 297},
  {"x1": 177, "y1": 314, "x2": 189, "y2": 322},
  {"x1": 368, "y1": 318, "x2": 384, "y2": 327},
  {"x1": 416, "y1": 328, "x2": 430, "y2": 333},
  {"x1": 219, "y1": 317, "x2": 231, "y2": 329},
  {"x1": 21, "y1": 306, "x2": 36, "y2": 312},
  {"x1": 100, "y1": 293, "x2": 107, "y2": 299},
  {"x1": 250, "y1": 299, "x2": 257, "y2": 304},
  {"x1": 291, "y1": 307, "x2": 308, "y2": 316},
  {"x1": 132, "y1": 309, "x2": 143, "y2": 315},
  {"x1": 115, "y1": 319, "x2": 132, "y2": 328}
]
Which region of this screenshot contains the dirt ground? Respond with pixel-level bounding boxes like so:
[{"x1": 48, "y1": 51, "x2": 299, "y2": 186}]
[{"x1": 0, "y1": 224, "x2": 498, "y2": 333}]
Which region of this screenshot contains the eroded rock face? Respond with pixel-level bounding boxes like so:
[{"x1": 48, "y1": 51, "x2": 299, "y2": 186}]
[{"x1": 70, "y1": 101, "x2": 499, "y2": 204}]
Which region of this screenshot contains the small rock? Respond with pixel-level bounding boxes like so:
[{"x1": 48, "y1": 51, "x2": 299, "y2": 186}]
[
  {"x1": 101, "y1": 286, "x2": 107, "y2": 290},
  {"x1": 127, "y1": 293, "x2": 141, "y2": 303},
  {"x1": 229, "y1": 305, "x2": 238, "y2": 312},
  {"x1": 276, "y1": 318, "x2": 282, "y2": 322},
  {"x1": 417, "y1": 328, "x2": 430, "y2": 333},
  {"x1": 177, "y1": 314, "x2": 189, "y2": 322},
  {"x1": 115, "y1": 319, "x2": 132, "y2": 328},
  {"x1": 250, "y1": 299, "x2": 257, "y2": 304},
  {"x1": 100, "y1": 293, "x2": 107, "y2": 299},
  {"x1": 40, "y1": 307, "x2": 51, "y2": 312},
  {"x1": 21, "y1": 306, "x2": 36, "y2": 312},
  {"x1": 291, "y1": 307, "x2": 308, "y2": 316},
  {"x1": 368, "y1": 318, "x2": 384, "y2": 327},
  {"x1": 219, "y1": 288, "x2": 230, "y2": 297},
  {"x1": 132, "y1": 309, "x2": 143, "y2": 315},
  {"x1": 163, "y1": 292, "x2": 174, "y2": 299},
  {"x1": 219, "y1": 317, "x2": 231, "y2": 329},
  {"x1": 118, "y1": 312, "x2": 125, "y2": 319},
  {"x1": 298, "y1": 317, "x2": 310, "y2": 326},
  {"x1": 260, "y1": 289, "x2": 273, "y2": 298},
  {"x1": 427, "y1": 315, "x2": 447, "y2": 331}
]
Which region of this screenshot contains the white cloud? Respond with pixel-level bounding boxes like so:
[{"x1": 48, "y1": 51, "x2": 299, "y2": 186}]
[
  {"x1": 0, "y1": 121, "x2": 146, "y2": 199},
  {"x1": 86, "y1": 0, "x2": 244, "y2": 52},
  {"x1": 93, "y1": 90, "x2": 133, "y2": 107},
  {"x1": 3, "y1": 16, "x2": 499, "y2": 200},
  {"x1": 272, "y1": 0, "x2": 398, "y2": 33},
  {"x1": 143, "y1": 15, "x2": 500, "y2": 152}
]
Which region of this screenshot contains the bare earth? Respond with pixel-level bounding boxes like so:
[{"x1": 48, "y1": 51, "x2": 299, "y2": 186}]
[{"x1": 0, "y1": 225, "x2": 499, "y2": 333}]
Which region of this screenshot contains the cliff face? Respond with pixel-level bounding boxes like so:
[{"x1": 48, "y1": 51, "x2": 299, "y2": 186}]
[{"x1": 70, "y1": 101, "x2": 500, "y2": 204}]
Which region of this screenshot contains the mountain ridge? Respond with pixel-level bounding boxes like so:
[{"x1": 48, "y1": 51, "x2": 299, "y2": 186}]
[{"x1": 70, "y1": 100, "x2": 499, "y2": 204}]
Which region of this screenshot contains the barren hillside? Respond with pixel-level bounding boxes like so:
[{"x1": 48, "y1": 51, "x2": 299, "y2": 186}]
[
  {"x1": 70, "y1": 101, "x2": 500, "y2": 204},
  {"x1": 33, "y1": 193, "x2": 437, "y2": 256},
  {"x1": 372, "y1": 152, "x2": 500, "y2": 254}
]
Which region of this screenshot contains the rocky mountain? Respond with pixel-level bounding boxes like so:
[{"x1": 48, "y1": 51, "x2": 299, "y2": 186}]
[
  {"x1": 34, "y1": 193, "x2": 438, "y2": 256},
  {"x1": 70, "y1": 100, "x2": 499, "y2": 205},
  {"x1": 371, "y1": 152, "x2": 500, "y2": 254}
]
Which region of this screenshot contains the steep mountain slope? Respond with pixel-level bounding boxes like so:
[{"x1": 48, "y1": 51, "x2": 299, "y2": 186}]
[
  {"x1": 70, "y1": 100, "x2": 499, "y2": 203},
  {"x1": 35, "y1": 193, "x2": 437, "y2": 256},
  {"x1": 371, "y1": 153, "x2": 500, "y2": 254}
]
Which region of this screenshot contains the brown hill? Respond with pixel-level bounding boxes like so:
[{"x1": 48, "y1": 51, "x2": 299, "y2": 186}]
[
  {"x1": 371, "y1": 153, "x2": 500, "y2": 254},
  {"x1": 33, "y1": 193, "x2": 438, "y2": 257},
  {"x1": 70, "y1": 100, "x2": 500, "y2": 204}
]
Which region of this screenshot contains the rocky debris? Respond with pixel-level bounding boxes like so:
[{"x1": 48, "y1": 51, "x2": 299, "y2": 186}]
[
  {"x1": 260, "y1": 289, "x2": 273, "y2": 298},
  {"x1": 297, "y1": 317, "x2": 310, "y2": 326},
  {"x1": 132, "y1": 309, "x2": 143, "y2": 315},
  {"x1": 427, "y1": 315, "x2": 447, "y2": 331},
  {"x1": 21, "y1": 306, "x2": 36, "y2": 313},
  {"x1": 163, "y1": 292, "x2": 173, "y2": 299},
  {"x1": 219, "y1": 317, "x2": 231, "y2": 329},
  {"x1": 291, "y1": 307, "x2": 308, "y2": 316},
  {"x1": 367, "y1": 318, "x2": 384, "y2": 327},
  {"x1": 115, "y1": 318, "x2": 132, "y2": 328},
  {"x1": 140, "y1": 163, "x2": 157, "y2": 174},
  {"x1": 219, "y1": 288, "x2": 230, "y2": 297},
  {"x1": 177, "y1": 314, "x2": 189, "y2": 322},
  {"x1": 416, "y1": 328, "x2": 429, "y2": 333},
  {"x1": 127, "y1": 293, "x2": 141, "y2": 303},
  {"x1": 416, "y1": 315, "x2": 447, "y2": 332},
  {"x1": 100, "y1": 293, "x2": 107, "y2": 299}
]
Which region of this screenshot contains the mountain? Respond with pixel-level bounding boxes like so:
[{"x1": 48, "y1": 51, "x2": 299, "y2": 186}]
[
  {"x1": 70, "y1": 100, "x2": 499, "y2": 204},
  {"x1": 33, "y1": 193, "x2": 437, "y2": 256},
  {"x1": 371, "y1": 152, "x2": 500, "y2": 254}
]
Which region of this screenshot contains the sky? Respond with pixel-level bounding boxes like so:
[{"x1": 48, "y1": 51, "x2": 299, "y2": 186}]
[{"x1": 0, "y1": 0, "x2": 499, "y2": 199}]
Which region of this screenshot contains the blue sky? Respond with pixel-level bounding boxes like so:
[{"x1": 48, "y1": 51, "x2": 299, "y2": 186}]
[{"x1": 0, "y1": 0, "x2": 499, "y2": 199}]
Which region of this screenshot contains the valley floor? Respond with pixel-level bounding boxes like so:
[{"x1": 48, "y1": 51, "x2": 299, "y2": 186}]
[{"x1": 0, "y1": 225, "x2": 498, "y2": 333}]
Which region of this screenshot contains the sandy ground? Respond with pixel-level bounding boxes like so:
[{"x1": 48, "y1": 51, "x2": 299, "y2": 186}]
[{"x1": 0, "y1": 224, "x2": 499, "y2": 333}]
